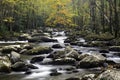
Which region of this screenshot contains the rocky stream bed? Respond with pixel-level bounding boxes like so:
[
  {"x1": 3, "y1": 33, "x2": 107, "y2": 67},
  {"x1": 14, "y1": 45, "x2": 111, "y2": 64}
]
[{"x1": 0, "y1": 28, "x2": 120, "y2": 80}]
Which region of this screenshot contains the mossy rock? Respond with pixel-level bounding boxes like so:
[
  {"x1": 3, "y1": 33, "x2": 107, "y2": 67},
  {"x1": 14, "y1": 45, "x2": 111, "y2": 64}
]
[
  {"x1": 109, "y1": 46, "x2": 120, "y2": 52},
  {"x1": 24, "y1": 47, "x2": 53, "y2": 55},
  {"x1": 0, "y1": 56, "x2": 11, "y2": 73},
  {"x1": 96, "y1": 70, "x2": 120, "y2": 80},
  {"x1": 77, "y1": 54, "x2": 106, "y2": 68},
  {"x1": 11, "y1": 62, "x2": 28, "y2": 72},
  {"x1": 1, "y1": 46, "x2": 17, "y2": 54}
]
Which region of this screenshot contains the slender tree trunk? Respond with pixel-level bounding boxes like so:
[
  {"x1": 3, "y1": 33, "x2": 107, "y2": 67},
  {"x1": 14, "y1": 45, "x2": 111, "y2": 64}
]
[
  {"x1": 90, "y1": 0, "x2": 97, "y2": 33},
  {"x1": 113, "y1": 0, "x2": 119, "y2": 37},
  {"x1": 108, "y1": 0, "x2": 113, "y2": 35},
  {"x1": 100, "y1": 0, "x2": 105, "y2": 33}
]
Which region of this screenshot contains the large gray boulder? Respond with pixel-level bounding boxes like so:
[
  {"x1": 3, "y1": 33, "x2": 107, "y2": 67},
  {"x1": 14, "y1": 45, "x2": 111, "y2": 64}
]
[
  {"x1": 10, "y1": 51, "x2": 21, "y2": 64},
  {"x1": 0, "y1": 56, "x2": 11, "y2": 73},
  {"x1": 51, "y1": 46, "x2": 80, "y2": 60},
  {"x1": 96, "y1": 69, "x2": 120, "y2": 80},
  {"x1": 77, "y1": 53, "x2": 106, "y2": 68}
]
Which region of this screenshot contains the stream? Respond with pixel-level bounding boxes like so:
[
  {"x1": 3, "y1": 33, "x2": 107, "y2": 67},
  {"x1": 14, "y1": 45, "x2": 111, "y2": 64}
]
[{"x1": 0, "y1": 31, "x2": 120, "y2": 80}]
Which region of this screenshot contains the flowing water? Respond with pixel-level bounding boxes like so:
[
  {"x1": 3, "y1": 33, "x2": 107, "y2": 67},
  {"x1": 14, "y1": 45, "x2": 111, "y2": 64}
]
[{"x1": 0, "y1": 31, "x2": 120, "y2": 80}]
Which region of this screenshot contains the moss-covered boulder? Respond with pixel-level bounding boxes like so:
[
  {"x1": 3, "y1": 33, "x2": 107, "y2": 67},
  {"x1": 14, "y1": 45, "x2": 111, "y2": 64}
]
[
  {"x1": 11, "y1": 62, "x2": 28, "y2": 72},
  {"x1": 0, "y1": 56, "x2": 11, "y2": 73},
  {"x1": 1, "y1": 46, "x2": 17, "y2": 54},
  {"x1": 30, "y1": 56, "x2": 45, "y2": 63},
  {"x1": 77, "y1": 54, "x2": 106, "y2": 68},
  {"x1": 24, "y1": 46, "x2": 53, "y2": 55},
  {"x1": 109, "y1": 46, "x2": 120, "y2": 52}
]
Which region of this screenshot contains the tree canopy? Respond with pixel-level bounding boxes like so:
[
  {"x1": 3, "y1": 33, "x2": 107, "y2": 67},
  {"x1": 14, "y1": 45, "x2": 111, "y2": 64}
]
[{"x1": 0, "y1": 0, "x2": 119, "y2": 37}]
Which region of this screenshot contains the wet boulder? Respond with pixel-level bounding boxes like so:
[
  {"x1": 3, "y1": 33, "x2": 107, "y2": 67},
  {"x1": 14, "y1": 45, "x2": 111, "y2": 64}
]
[
  {"x1": 96, "y1": 69, "x2": 120, "y2": 80},
  {"x1": 1, "y1": 46, "x2": 17, "y2": 54},
  {"x1": 24, "y1": 47, "x2": 53, "y2": 55},
  {"x1": 52, "y1": 44, "x2": 63, "y2": 48},
  {"x1": 77, "y1": 53, "x2": 106, "y2": 68},
  {"x1": 109, "y1": 46, "x2": 120, "y2": 52},
  {"x1": 28, "y1": 36, "x2": 41, "y2": 42},
  {"x1": 30, "y1": 56, "x2": 45, "y2": 63},
  {"x1": 10, "y1": 51, "x2": 21, "y2": 64},
  {"x1": 0, "y1": 56, "x2": 11, "y2": 73},
  {"x1": 50, "y1": 46, "x2": 80, "y2": 60},
  {"x1": 28, "y1": 36, "x2": 57, "y2": 42},
  {"x1": 11, "y1": 62, "x2": 28, "y2": 72}
]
